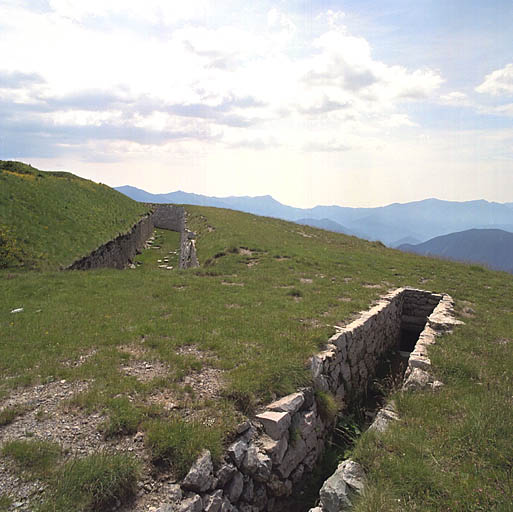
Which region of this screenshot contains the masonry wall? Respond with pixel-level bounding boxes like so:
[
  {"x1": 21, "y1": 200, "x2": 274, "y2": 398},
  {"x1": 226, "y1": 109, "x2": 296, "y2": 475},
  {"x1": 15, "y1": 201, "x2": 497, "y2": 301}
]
[
  {"x1": 161, "y1": 288, "x2": 448, "y2": 512},
  {"x1": 67, "y1": 205, "x2": 199, "y2": 271},
  {"x1": 67, "y1": 214, "x2": 154, "y2": 270}
]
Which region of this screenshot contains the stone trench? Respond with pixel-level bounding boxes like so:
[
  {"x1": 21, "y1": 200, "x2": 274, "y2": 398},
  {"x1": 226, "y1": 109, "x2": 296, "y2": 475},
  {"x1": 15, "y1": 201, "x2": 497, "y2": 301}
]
[{"x1": 153, "y1": 288, "x2": 463, "y2": 512}]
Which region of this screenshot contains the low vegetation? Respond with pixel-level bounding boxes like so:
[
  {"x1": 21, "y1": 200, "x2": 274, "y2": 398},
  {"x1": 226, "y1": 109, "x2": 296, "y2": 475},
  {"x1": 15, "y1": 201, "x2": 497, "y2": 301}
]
[
  {"x1": 1, "y1": 439, "x2": 62, "y2": 479},
  {"x1": 44, "y1": 453, "x2": 139, "y2": 512},
  {"x1": 0, "y1": 164, "x2": 512, "y2": 510},
  {"x1": 0, "y1": 160, "x2": 149, "y2": 269}
]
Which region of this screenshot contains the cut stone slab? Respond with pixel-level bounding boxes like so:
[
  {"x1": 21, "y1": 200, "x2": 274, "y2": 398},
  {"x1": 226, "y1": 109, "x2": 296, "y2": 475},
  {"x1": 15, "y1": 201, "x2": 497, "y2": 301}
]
[
  {"x1": 267, "y1": 392, "x2": 305, "y2": 414},
  {"x1": 255, "y1": 410, "x2": 291, "y2": 440}
]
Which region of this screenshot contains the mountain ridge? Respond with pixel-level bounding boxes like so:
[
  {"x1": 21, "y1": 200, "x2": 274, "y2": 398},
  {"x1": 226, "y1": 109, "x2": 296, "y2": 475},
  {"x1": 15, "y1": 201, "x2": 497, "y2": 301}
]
[
  {"x1": 398, "y1": 228, "x2": 513, "y2": 274},
  {"x1": 115, "y1": 186, "x2": 513, "y2": 246}
]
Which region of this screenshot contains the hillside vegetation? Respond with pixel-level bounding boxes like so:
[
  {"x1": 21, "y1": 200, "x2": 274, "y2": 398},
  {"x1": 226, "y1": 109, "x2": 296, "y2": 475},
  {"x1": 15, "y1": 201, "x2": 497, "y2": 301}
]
[
  {"x1": 0, "y1": 161, "x2": 150, "y2": 269},
  {"x1": 0, "y1": 183, "x2": 512, "y2": 510}
]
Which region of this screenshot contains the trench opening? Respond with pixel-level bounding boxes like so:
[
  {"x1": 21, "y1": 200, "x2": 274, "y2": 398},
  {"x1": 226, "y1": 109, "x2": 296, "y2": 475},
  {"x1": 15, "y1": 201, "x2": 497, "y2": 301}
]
[{"x1": 285, "y1": 289, "x2": 442, "y2": 512}]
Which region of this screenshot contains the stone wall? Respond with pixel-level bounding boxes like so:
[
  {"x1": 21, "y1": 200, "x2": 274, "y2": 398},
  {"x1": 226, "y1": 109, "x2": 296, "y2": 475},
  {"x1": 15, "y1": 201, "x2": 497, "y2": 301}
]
[
  {"x1": 156, "y1": 288, "x2": 459, "y2": 512},
  {"x1": 153, "y1": 204, "x2": 186, "y2": 232},
  {"x1": 67, "y1": 214, "x2": 154, "y2": 270},
  {"x1": 152, "y1": 204, "x2": 199, "y2": 270},
  {"x1": 308, "y1": 291, "x2": 463, "y2": 512},
  {"x1": 67, "y1": 204, "x2": 199, "y2": 271}
]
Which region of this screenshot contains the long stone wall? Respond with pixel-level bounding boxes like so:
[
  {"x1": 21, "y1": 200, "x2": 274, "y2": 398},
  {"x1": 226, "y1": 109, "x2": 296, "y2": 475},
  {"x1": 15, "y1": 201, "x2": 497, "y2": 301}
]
[
  {"x1": 67, "y1": 214, "x2": 154, "y2": 270},
  {"x1": 155, "y1": 288, "x2": 461, "y2": 512},
  {"x1": 67, "y1": 205, "x2": 199, "y2": 271}
]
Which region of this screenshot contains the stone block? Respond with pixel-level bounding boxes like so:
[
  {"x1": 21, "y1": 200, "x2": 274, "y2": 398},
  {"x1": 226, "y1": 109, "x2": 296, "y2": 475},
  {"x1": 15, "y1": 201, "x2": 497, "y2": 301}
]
[
  {"x1": 278, "y1": 437, "x2": 307, "y2": 479},
  {"x1": 242, "y1": 444, "x2": 272, "y2": 482},
  {"x1": 267, "y1": 392, "x2": 304, "y2": 414},
  {"x1": 182, "y1": 450, "x2": 213, "y2": 493},
  {"x1": 227, "y1": 439, "x2": 248, "y2": 467},
  {"x1": 255, "y1": 410, "x2": 291, "y2": 440},
  {"x1": 226, "y1": 470, "x2": 243, "y2": 502},
  {"x1": 259, "y1": 434, "x2": 288, "y2": 466}
]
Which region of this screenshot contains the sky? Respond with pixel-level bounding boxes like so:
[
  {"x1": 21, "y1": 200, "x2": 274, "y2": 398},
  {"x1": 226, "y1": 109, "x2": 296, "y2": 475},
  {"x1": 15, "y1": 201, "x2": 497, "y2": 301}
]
[{"x1": 1, "y1": 0, "x2": 512, "y2": 208}]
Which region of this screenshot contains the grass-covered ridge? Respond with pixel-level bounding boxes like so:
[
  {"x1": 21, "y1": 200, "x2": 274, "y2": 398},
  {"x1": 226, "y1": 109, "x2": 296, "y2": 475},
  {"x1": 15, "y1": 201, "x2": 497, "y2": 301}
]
[
  {"x1": 0, "y1": 161, "x2": 150, "y2": 269},
  {"x1": 0, "y1": 193, "x2": 512, "y2": 510}
]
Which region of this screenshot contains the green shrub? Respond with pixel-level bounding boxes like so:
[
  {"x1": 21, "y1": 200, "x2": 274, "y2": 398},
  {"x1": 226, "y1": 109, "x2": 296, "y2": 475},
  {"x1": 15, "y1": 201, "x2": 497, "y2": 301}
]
[
  {"x1": 145, "y1": 418, "x2": 223, "y2": 477},
  {"x1": 1, "y1": 439, "x2": 61, "y2": 479},
  {"x1": 49, "y1": 453, "x2": 139, "y2": 512}
]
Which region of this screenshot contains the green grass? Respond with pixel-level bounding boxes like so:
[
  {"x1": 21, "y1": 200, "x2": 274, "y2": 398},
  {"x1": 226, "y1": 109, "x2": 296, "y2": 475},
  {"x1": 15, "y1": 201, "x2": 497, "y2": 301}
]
[
  {"x1": 1, "y1": 439, "x2": 62, "y2": 479},
  {"x1": 0, "y1": 494, "x2": 12, "y2": 512},
  {"x1": 43, "y1": 453, "x2": 139, "y2": 512},
  {"x1": 0, "y1": 405, "x2": 26, "y2": 426},
  {"x1": 145, "y1": 417, "x2": 224, "y2": 477},
  {"x1": 0, "y1": 185, "x2": 512, "y2": 509},
  {"x1": 0, "y1": 160, "x2": 149, "y2": 269}
]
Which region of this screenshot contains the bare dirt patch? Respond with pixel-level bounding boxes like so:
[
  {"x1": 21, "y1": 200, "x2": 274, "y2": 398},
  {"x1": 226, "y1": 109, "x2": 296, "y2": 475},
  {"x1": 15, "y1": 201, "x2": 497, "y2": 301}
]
[
  {"x1": 300, "y1": 278, "x2": 313, "y2": 284},
  {"x1": 363, "y1": 283, "x2": 382, "y2": 289},
  {"x1": 61, "y1": 348, "x2": 97, "y2": 368},
  {"x1": 121, "y1": 360, "x2": 170, "y2": 383},
  {"x1": 221, "y1": 281, "x2": 244, "y2": 287}
]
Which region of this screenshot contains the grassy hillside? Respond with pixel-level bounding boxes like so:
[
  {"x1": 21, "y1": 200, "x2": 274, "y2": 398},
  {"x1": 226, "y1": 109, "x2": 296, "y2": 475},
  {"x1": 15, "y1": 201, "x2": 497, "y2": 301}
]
[
  {"x1": 0, "y1": 161, "x2": 150, "y2": 269},
  {"x1": 0, "y1": 202, "x2": 512, "y2": 511}
]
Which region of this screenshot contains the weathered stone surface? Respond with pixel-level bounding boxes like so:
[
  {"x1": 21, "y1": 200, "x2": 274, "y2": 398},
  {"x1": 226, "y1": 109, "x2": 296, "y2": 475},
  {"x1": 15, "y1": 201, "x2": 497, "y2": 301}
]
[
  {"x1": 255, "y1": 411, "x2": 291, "y2": 440},
  {"x1": 268, "y1": 474, "x2": 293, "y2": 497},
  {"x1": 253, "y1": 482, "x2": 268, "y2": 510},
  {"x1": 156, "y1": 504, "x2": 173, "y2": 512},
  {"x1": 242, "y1": 445, "x2": 272, "y2": 482},
  {"x1": 182, "y1": 450, "x2": 213, "y2": 493},
  {"x1": 278, "y1": 437, "x2": 307, "y2": 479},
  {"x1": 368, "y1": 402, "x2": 399, "y2": 433},
  {"x1": 216, "y1": 463, "x2": 238, "y2": 487},
  {"x1": 241, "y1": 475, "x2": 254, "y2": 502},
  {"x1": 220, "y1": 498, "x2": 238, "y2": 512},
  {"x1": 308, "y1": 507, "x2": 323, "y2": 512},
  {"x1": 267, "y1": 392, "x2": 305, "y2": 414},
  {"x1": 203, "y1": 490, "x2": 224, "y2": 512},
  {"x1": 177, "y1": 494, "x2": 203, "y2": 512},
  {"x1": 290, "y1": 463, "x2": 304, "y2": 484},
  {"x1": 228, "y1": 439, "x2": 248, "y2": 467},
  {"x1": 339, "y1": 459, "x2": 366, "y2": 493},
  {"x1": 402, "y1": 367, "x2": 432, "y2": 391},
  {"x1": 259, "y1": 434, "x2": 288, "y2": 465},
  {"x1": 319, "y1": 470, "x2": 352, "y2": 511},
  {"x1": 226, "y1": 470, "x2": 244, "y2": 502}
]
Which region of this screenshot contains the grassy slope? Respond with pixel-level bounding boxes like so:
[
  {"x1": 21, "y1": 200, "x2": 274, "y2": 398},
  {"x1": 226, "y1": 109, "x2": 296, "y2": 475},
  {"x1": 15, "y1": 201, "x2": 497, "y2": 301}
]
[
  {"x1": 0, "y1": 161, "x2": 150, "y2": 269},
  {"x1": 0, "y1": 201, "x2": 511, "y2": 510}
]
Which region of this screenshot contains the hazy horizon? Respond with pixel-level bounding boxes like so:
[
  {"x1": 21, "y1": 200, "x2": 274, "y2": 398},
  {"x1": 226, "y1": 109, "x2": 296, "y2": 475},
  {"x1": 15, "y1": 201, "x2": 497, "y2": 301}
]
[{"x1": 1, "y1": 1, "x2": 512, "y2": 208}]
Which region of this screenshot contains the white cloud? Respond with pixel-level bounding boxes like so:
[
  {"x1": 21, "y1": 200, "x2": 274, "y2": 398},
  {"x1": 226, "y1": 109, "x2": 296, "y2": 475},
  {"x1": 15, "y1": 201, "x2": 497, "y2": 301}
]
[
  {"x1": 440, "y1": 91, "x2": 470, "y2": 105},
  {"x1": 476, "y1": 63, "x2": 513, "y2": 96}
]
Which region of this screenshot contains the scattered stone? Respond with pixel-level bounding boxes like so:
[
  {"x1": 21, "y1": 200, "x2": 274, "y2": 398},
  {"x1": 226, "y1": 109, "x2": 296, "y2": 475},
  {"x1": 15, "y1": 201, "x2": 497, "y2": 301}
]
[{"x1": 10, "y1": 308, "x2": 23, "y2": 314}]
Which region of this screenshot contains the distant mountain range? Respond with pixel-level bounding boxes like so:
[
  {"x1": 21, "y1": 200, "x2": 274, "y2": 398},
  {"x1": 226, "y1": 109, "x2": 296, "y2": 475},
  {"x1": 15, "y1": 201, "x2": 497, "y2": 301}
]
[
  {"x1": 115, "y1": 185, "x2": 513, "y2": 247},
  {"x1": 399, "y1": 229, "x2": 513, "y2": 274}
]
